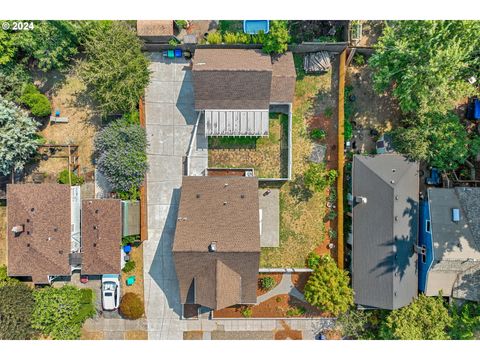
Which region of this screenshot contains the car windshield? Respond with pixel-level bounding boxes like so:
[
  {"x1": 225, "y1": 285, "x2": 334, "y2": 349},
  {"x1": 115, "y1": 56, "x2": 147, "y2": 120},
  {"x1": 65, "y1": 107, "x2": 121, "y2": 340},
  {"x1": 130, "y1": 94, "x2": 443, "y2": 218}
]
[
  {"x1": 103, "y1": 281, "x2": 116, "y2": 291},
  {"x1": 104, "y1": 292, "x2": 113, "y2": 297}
]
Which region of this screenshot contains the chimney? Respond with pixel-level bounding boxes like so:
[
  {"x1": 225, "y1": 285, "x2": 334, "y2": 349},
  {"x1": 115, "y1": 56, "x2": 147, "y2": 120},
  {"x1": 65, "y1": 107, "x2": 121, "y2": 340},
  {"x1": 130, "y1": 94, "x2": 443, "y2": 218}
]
[
  {"x1": 209, "y1": 241, "x2": 217, "y2": 252},
  {"x1": 11, "y1": 225, "x2": 24, "y2": 234}
]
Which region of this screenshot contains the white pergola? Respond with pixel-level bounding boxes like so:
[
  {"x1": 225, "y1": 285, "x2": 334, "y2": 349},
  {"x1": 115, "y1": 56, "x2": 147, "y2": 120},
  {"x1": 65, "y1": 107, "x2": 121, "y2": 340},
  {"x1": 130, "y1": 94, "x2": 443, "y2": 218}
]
[{"x1": 204, "y1": 110, "x2": 269, "y2": 137}]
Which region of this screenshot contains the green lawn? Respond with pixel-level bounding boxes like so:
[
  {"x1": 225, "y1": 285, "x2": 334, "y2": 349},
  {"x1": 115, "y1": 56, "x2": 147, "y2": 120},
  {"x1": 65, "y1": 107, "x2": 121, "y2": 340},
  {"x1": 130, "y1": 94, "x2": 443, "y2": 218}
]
[{"x1": 208, "y1": 113, "x2": 289, "y2": 179}]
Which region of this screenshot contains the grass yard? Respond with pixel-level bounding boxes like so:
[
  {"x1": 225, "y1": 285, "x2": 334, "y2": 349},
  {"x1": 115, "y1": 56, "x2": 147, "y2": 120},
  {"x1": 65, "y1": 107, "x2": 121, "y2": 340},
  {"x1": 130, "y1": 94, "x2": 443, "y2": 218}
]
[
  {"x1": 208, "y1": 113, "x2": 289, "y2": 178},
  {"x1": 0, "y1": 203, "x2": 6, "y2": 266},
  {"x1": 260, "y1": 55, "x2": 337, "y2": 267}
]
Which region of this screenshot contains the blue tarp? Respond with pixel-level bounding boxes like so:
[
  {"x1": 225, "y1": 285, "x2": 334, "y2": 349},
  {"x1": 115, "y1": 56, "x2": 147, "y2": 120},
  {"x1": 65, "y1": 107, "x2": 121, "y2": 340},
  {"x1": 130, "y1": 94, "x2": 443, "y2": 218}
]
[
  {"x1": 474, "y1": 99, "x2": 480, "y2": 120},
  {"x1": 418, "y1": 200, "x2": 434, "y2": 293}
]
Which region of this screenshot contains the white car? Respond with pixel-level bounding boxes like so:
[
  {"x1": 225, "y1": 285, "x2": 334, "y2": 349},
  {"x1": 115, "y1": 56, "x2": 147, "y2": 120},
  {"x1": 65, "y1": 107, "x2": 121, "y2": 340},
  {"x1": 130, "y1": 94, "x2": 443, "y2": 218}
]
[{"x1": 101, "y1": 274, "x2": 120, "y2": 311}]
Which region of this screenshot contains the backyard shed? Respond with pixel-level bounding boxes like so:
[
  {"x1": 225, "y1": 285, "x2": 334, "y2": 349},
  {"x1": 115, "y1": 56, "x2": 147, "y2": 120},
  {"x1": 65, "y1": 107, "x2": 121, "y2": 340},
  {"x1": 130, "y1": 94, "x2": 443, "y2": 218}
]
[{"x1": 136, "y1": 20, "x2": 174, "y2": 43}]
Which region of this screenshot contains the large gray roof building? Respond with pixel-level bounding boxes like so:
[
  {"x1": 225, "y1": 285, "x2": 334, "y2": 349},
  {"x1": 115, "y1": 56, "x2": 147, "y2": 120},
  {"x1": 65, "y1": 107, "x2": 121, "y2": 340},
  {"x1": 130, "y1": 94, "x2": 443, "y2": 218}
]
[{"x1": 352, "y1": 154, "x2": 419, "y2": 310}]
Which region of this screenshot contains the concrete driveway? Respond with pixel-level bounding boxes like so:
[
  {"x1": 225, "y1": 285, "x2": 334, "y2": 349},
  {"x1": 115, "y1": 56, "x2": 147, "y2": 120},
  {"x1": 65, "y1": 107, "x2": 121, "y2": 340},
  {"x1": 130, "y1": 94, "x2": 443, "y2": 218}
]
[{"x1": 143, "y1": 54, "x2": 207, "y2": 339}]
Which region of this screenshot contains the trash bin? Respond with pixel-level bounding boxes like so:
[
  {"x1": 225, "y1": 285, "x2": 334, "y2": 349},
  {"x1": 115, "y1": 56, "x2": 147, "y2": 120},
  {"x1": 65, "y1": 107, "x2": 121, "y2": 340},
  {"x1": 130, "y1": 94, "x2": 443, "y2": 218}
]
[
  {"x1": 126, "y1": 276, "x2": 136, "y2": 286},
  {"x1": 123, "y1": 244, "x2": 132, "y2": 254}
]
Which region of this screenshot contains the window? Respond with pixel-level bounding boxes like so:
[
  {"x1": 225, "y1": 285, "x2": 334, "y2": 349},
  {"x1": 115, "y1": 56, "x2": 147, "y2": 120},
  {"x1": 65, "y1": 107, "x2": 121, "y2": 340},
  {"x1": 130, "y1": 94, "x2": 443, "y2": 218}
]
[
  {"x1": 421, "y1": 246, "x2": 427, "y2": 264},
  {"x1": 426, "y1": 220, "x2": 431, "y2": 233}
]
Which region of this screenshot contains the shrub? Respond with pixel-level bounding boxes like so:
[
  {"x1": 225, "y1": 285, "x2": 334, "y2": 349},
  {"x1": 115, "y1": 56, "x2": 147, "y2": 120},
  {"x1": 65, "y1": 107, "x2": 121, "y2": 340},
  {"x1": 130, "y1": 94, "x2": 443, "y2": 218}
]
[
  {"x1": 236, "y1": 33, "x2": 250, "y2": 44},
  {"x1": 344, "y1": 119, "x2": 353, "y2": 140},
  {"x1": 206, "y1": 32, "x2": 222, "y2": 44},
  {"x1": 57, "y1": 169, "x2": 84, "y2": 186},
  {"x1": 240, "y1": 306, "x2": 252, "y2": 318},
  {"x1": 324, "y1": 107, "x2": 333, "y2": 118},
  {"x1": 95, "y1": 118, "x2": 148, "y2": 192},
  {"x1": 174, "y1": 20, "x2": 188, "y2": 29},
  {"x1": 116, "y1": 185, "x2": 141, "y2": 201},
  {"x1": 76, "y1": 289, "x2": 96, "y2": 322},
  {"x1": 119, "y1": 293, "x2": 144, "y2": 319},
  {"x1": 19, "y1": 84, "x2": 51, "y2": 117},
  {"x1": 223, "y1": 32, "x2": 238, "y2": 44},
  {"x1": 122, "y1": 260, "x2": 136, "y2": 273},
  {"x1": 353, "y1": 53, "x2": 365, "y2": 66},
  {"x1": 304, "y1": 255, "x2": 354, "y2": 316},
  {"x1": 0, "y1": 283, "x2": 36, "y2": 339},
  {"x1": 304, "y1": 163, "x2": 338, "y2": 193},
  {"x1": 0, "y1": 265, "x2": 20, "y2": 287},
  {"x1": 0, "y1": 96, "x2": 39, "y2": 176},
  {"x1": 306, "y1": 252, "x2": 321, "y2": 269},
  {"x1": 286, "y1": 306, "x2": 306, "y2": 317},
  {"x1": 122, "y1": 234, "x2": 140, "y2": 247},
  {"x1": 328, "y1": 210, "x2": 337, "y2": 221},
  {"x1": 310, "y1": 128, "x2": 326, "y2": 140},
  {"x1": 168, "y1": 38, "x2": 179, "y2": 46},
  {"x1": 262, "y1": 20, "x2": 290, "y2": 54},
  {"x1": 275, "y1": 296, "x2": 282, "y2": 303},
  {"x1": 260, "y1": 276, "x2": 276, "y2": 291}
]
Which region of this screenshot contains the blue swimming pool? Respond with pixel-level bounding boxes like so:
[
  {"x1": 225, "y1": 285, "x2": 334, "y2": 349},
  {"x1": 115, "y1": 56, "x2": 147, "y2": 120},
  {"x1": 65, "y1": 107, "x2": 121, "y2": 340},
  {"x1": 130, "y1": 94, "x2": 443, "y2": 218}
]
[{"x1": 243, "y1": 20, "x2": 270, "y2": 34}]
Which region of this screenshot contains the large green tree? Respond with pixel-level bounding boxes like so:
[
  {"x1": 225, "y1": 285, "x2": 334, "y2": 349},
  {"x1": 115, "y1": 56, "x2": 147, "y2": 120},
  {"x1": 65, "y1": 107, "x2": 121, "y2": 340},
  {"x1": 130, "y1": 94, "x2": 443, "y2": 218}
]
[
  {"x1": 0, "y1": 284, "x2": 36, "y2": 340},
  {"x1": 263, "y1": 20, "x2": 290, "y2": 55},
  {"x1": 304, "y1": 255, "x2": 353, "y2": 316},
  {"x1": 31, "y1": 285, "x2": 92, "y2": 340},
  {"x1": 95, "y1": 118, "x2": 148, "y2": 192},
  {"x1": 78, "y1": 21, "x2": 150, "y2": 115},
  {"x1": 379, "y1": 294, "x2": 452, "y2": 340},
  {"x1": 370, "y1": 21, "x2": 480, "y2": 115},
  {"x1": 0, "y1": 96, "x2": 39, "y2": 175},
  {"x1": 391, "y1": 112, "x2": 480, "y2": 171}
]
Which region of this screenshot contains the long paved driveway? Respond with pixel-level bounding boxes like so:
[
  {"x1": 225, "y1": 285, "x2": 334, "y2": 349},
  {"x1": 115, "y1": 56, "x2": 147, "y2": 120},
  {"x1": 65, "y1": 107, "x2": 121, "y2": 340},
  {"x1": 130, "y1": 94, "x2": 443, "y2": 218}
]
[{"x1": 143, "y1": 54, "x2": 207, "y2": 339}]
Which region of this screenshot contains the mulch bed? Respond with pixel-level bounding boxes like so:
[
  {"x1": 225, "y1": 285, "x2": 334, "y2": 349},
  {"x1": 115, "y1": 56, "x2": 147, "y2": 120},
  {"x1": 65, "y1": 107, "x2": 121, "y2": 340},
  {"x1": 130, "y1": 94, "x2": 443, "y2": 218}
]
[
  {"x1": 257, "y1": 273, "x2": 283, "y2": 296},
  {"x1": 274, "y1": 320, "x2": 303, "y2": 340},
  {"x1": 291, "y1": 272, "x2": 310, "y2": 293},
  {"x1": 213, "y1": 294, "x2": 328, "y2": 319}
]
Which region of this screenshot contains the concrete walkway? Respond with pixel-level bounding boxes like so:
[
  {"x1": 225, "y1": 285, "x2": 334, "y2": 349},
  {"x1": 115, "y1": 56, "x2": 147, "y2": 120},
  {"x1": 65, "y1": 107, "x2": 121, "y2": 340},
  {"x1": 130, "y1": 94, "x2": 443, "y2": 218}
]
[{"x1": 257, "y1": 273, "x2": 305, "y2": 303}]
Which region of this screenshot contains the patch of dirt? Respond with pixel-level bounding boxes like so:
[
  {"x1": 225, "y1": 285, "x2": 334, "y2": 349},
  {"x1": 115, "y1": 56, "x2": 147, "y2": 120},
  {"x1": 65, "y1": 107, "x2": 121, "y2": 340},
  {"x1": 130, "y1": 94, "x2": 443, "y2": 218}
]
[
  {"x1": 257, "y1": 273, "x2": 283, "y2": 296},
  {"x1": 80, "y1": 329, "x2": 104, "y2": 340},
  {"x1": 324, "y1": 329, "x2": 342, "y2": 340},
  {"x1": 274, "y1": 320, "x2": 303, "y2": 340},
  {"x1": 0, "y1": 205, "x2": 6, "y2": 266},
  {"x1": 292, "y1": 272, "x2": 310, "y2": 293},
  {"x1": 125, "y1": 330, "x2": 148, "y2": 340},
  {"x1": 36, "y1": 73, "x2": 101, "y2": 181},
  {"x1": 183, "y1": 331, "x2": 203, "y2": 340},
  {"x1": 346, "y1": 66, "x2": 401, "y2": 133},
  {"x1": 213, "y1": 294, "x2": 327, "y2": 319},
  {"x1": 356, "y1": 21, "x2": 385, "y2": 47}
]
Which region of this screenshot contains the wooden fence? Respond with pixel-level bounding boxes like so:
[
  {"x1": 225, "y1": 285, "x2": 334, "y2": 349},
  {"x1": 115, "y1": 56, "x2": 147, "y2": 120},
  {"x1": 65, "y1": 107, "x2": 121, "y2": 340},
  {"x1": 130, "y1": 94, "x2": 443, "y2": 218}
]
[{"x1": 139, "y1": 97, "x2": 148, "y2": 242}]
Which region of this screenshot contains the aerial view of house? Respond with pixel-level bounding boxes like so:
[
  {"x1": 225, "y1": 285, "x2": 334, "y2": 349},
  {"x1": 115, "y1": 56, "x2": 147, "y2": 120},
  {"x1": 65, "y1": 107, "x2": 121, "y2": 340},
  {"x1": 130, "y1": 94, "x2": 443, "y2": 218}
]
[{"x1": 0, "y1": 5, "x2": 480, "y2": 350}]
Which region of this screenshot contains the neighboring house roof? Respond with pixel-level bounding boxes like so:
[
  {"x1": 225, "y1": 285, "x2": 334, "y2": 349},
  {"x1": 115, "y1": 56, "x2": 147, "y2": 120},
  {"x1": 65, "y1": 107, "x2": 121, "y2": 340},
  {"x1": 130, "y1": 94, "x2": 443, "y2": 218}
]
[
  {"x1": 192, "y1": 49, "x2": 296, "y2": 111},
  {"x1": 81, "y1": 199, "x2": 122, "y2": 275},
  {"x1": 7, "y1": 184, "x2": 72, "y2": 283},
  {"x1": 173, "y1": 176, "x2": 260, "y2": 310},
  {"x1": 352, "y1": 154, "x2": 419, "y2": 310},
  {"x1": 426, "y1": 187, "x2": 480, "y2": 301},
  {"x1": 270, "y1": 52, "x2": 296, "y2": 104},
  {"x1": 136, "y1": 20, "x2": 174, "y2": 37}
]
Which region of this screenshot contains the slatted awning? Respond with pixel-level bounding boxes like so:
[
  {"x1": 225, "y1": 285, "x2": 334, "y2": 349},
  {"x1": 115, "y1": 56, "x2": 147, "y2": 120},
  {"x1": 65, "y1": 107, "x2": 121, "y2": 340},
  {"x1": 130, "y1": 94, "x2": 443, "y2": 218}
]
[{"x1": 204, "y1": 110, "x2": 269, "y2": 136}]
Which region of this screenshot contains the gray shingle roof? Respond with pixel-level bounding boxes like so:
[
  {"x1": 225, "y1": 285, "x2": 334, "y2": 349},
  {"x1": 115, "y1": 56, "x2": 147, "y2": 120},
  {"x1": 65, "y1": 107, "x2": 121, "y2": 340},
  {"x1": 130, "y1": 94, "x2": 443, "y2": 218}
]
[{"x1": 352, "y1": 154, "x2": 419, "y2": 310}]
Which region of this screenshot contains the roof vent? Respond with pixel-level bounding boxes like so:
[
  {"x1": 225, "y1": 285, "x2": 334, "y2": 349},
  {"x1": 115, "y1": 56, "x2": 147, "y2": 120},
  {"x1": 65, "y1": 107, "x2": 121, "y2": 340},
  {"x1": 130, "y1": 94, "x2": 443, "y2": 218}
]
[
  {"x1": 208, "y1": 242, "x2": 217, "y2": 252},
  {"x1": 355, "y1": 196, "x2": 367, "y2": 205},
  {"x1": 240, "y1": 194, "x2": 245, "y2": 199},
  {"x1": 394, "y1": 216, "x2": 398, "y2": 221},
  {"x1": 452, "y1": 208, "x2": 460, "y2": 223},
  {"x1": 390, "y1": 180, "x2": 395, "y2": 184},
  {"x1": 224, "y1": 183, "x2": 229, "y2": 188},
  {"x1": 196, "y1": 194, "x2": 201, "y2": 199},
  {"x1": 395, "y1": 195, "x2": 399, "y2": 200},
  {"x1": 30, "y1": 208, "x2": 35, "y2": 212},
  {"x1": 223, "y1": 201, "x2": 228, "y2": 206},
  {"x1": 11, "y1": 225, "x2": 24, "y2": 234},
  {"x1": 392, "y1": 169, "x2": 396, "y2": 173},
  {"x1": 47, "y1": 237, "x2": 52, "y2": 241}
]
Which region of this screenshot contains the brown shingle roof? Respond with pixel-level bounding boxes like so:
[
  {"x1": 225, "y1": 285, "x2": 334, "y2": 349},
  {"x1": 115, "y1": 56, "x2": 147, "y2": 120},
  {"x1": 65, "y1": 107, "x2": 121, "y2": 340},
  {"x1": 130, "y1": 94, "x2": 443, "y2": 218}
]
[
  {"x1": 173, "y1": 176, "x2": 260, "y2": 310},
  {"x1": 173, "y1": 176, "x2": 260, "y2": 252},
  {"x1": 7, "y1": 184, "x2": 72, "y2": 283},
  {"x1": 136, "y1": 20, "x2": 174, "y2": 37},
  {"x1": 270, "y1": 52, "x2": 296, "y2": 103},
  {"x1": 81, "y1": 199, "x2": 122, "y2": 275},
  {"x1": 192, "y1": 49, "x2": 273, "y2": 110},
  {"x1": 192, "y1": 49, "x2": 296, "y2": 110}
]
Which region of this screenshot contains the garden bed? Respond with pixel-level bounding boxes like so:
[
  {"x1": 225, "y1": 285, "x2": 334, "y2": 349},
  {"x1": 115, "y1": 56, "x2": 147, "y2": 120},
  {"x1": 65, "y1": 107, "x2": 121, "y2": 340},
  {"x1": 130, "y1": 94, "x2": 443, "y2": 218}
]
[
  {"x1": 257, "y1": 273, "x2": 283, "y2": 296},
  {"x1": 120, "y1": 242, "x2": 145, "y2": 314},
  {"x1": 260, "y1": 55, "x2": 339, "y2": 268},
  {"x1": 208, "y1": 113, "x2": 289, "y2": 179},
  {"x1": 212, "y1": 294, "x2": 327, "y2": 319}
]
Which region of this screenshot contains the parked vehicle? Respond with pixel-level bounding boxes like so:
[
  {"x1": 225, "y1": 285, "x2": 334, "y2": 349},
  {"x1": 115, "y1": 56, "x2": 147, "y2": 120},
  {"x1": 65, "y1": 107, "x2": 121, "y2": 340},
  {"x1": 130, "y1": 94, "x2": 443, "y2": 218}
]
[{"x1": 101, "y1": 274, "x2": 120, "y2": 311}]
